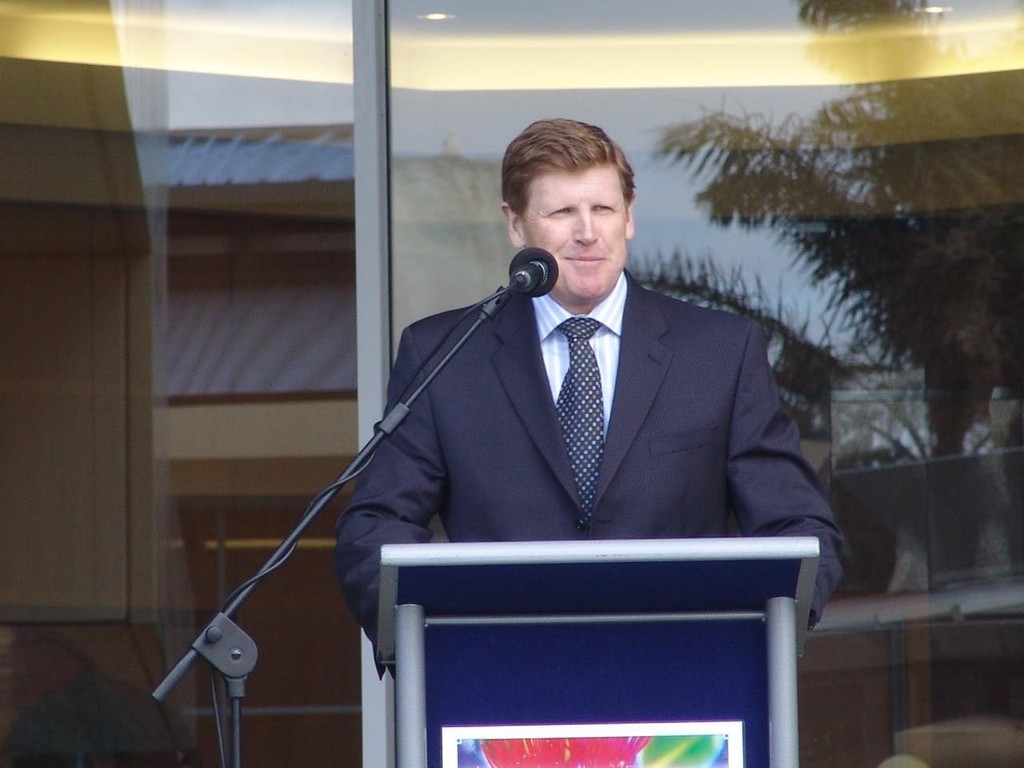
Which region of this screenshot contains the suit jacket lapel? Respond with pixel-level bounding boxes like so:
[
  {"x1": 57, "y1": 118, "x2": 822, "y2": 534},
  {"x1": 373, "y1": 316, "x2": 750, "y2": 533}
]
[
  {"x1": 595, "y1": 279, "x2": 672, "y2": 505},
  {"x1": 490, "y1": 295, "x2": 578, "y2": 501},
  {"x1": 488, "y1": 282, "x2": 674, "y2": 514}
]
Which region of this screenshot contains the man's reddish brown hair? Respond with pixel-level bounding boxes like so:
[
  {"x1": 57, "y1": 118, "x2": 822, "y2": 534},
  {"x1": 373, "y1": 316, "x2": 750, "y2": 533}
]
[{"x1": 501, "y1": 118, "x2": 636, "y2": 215}]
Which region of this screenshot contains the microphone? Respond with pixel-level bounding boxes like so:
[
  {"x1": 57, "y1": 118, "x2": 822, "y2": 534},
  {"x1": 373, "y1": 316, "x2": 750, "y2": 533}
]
[{"x1": 508, "y1": 248, "x2": 558, "y2": 297}]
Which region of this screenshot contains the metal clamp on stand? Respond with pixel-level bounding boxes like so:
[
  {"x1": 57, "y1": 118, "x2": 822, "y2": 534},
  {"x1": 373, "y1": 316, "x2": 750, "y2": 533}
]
[
  {"x1": 193, "y1": 613, "x2": 258, "y2": 768},
  {"x1": 194, "y1": 612, "x2": 258, "y2": 683}
]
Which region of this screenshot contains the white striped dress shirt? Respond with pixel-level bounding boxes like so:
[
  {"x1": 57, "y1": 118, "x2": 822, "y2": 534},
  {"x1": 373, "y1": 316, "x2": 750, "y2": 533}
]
[{"x1": 532, "y1": 272, "x2": 628, "y2": 433}]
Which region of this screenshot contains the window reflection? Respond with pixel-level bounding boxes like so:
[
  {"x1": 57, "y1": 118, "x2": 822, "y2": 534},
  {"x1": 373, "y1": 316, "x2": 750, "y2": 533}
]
[
  {"x1": 160, "y1": 2, "x2": 360, "y2": 765},
  {"x1": 0, "y1": 1, "x2": 359, "y2": 766},
  {"x1": 388, "y1": 1, "x2": 1024, "y2": 766},
  {"x1": 167, "y1": 127, "x2": 355, "y2": 399}
]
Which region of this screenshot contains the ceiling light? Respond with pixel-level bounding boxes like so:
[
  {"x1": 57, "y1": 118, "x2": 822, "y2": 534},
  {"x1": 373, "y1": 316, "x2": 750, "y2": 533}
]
[{"x1": 418, "y1": 13, "x2": 457, "y2": 22}]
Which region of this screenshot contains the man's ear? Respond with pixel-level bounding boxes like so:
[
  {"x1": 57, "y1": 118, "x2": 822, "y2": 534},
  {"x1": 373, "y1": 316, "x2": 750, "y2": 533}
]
[{"x1": 502, "y1": 202, "x2": 526, "y2": 248}]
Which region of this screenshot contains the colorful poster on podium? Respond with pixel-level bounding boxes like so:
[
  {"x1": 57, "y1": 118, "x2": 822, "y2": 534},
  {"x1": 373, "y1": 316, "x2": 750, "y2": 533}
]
[{"x1": 442, "y1": 720, "x2": 744, "y2": 768}]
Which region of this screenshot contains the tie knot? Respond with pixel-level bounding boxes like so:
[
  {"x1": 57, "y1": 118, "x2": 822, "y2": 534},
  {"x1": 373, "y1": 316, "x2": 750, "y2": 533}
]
[{"x1": 558, "y1": 316, "x2": 602, "y2": 342}]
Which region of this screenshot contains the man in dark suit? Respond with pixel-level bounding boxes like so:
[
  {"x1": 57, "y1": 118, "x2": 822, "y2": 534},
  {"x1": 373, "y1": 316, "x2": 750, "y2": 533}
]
[{"x1": 335, "y1": 118, "x2": 843, "y2": 652}]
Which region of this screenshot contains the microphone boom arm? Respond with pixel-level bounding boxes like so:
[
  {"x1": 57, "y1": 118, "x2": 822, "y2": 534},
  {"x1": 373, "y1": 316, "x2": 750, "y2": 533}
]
[{"x1": 151, "y1": 283, "x2": 520, "y2": 723}]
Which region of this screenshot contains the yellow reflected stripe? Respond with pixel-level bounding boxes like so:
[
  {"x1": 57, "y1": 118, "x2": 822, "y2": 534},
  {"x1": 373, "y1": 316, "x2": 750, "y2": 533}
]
[{"x1": 0, "y1": 4, "x2": 1020, "y2": 89}]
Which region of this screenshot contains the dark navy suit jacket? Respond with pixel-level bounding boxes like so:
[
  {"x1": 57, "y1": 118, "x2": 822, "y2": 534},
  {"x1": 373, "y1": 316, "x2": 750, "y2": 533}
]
[{"x1": 335, "y1": 275, "x2": 843, "y2": 647}]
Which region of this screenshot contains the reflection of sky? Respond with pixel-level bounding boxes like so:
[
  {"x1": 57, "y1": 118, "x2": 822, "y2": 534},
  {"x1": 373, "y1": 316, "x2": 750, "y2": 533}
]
[
  {"x1": 161, "y1": 0, "x2": 1024, "y2": 347},
  {"x1": 164, "y1": 0, "x2": 352, "y2": 26},
  {"x1": 390, "y1": 0, "x2": 803, "y2": 35},
  {"x1": 390, "y1": 84, "x2": 844, "y2": 344},
  {"x1": 386, "y1": 0, "x2": 1023, "y2": 35},
  {"x1": 163, "y1": 0, "x2": 1023, "y2": 34}
]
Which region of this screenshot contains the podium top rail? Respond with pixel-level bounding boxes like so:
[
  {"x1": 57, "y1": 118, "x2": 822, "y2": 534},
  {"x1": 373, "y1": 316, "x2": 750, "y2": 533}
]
[
  {"x1": 381, "y1": 536, "x2": 819, "y2": 568},
  {"x1": 377, "y1": 537, "x2": 819, "y2": 663}
]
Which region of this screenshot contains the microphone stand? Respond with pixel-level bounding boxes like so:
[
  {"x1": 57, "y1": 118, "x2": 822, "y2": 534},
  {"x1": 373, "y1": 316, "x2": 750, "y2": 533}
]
[{"x1": 152, "y1": 287, "x2": 518, "y2": 768}]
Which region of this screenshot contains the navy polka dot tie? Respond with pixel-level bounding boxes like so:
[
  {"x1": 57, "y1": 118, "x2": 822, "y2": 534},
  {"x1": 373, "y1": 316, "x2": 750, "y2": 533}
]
[{"x1": 556, "y1": 317, "x2": 605, "y2": 529}]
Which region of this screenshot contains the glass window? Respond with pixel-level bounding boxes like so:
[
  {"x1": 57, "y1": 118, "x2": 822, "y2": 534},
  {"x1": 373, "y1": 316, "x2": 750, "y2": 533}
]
[
  {"x1": 0, "y1": 1, "x2": 361, "y2": 766},
  {"x1": 386, "y1": 2, "x2": 1024, "y2": 766},
  {"x1": 161, "y1": 2, "x2": 360, "y2": 765}
]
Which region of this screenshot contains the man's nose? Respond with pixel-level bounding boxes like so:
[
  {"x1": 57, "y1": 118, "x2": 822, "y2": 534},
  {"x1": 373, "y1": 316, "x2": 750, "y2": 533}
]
[{"x1": 574, "y1": 210, "x2": 596, "y2": 243}]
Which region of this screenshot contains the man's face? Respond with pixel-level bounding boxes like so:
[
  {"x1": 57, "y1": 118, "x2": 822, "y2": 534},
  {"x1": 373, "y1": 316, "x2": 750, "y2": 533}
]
[{"x1": 503, "y1": 165, "x2": 635, "y2": 315}]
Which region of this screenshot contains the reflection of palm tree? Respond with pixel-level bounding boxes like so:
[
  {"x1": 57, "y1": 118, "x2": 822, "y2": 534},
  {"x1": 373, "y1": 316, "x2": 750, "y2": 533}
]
[
  {"x1": 647, "y1": 1, "x2": 1024, "y2": 591},
  {"x1": 656, "y1": 3, "x2": 1024, "y2": 458}
]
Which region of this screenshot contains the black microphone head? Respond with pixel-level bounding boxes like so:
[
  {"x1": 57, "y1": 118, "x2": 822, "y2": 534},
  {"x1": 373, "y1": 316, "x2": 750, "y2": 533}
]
[{"x1": 508, "y1": 248, "x2": 559, "y2": 297}]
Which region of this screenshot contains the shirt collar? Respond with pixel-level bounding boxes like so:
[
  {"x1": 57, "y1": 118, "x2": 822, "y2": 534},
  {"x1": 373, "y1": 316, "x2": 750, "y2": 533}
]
[{"x1": 533, "y1": 271, "x2": 628, "y2": 341}]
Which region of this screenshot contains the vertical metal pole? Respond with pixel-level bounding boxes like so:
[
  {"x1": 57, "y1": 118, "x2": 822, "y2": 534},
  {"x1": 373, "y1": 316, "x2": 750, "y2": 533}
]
[
  {"x1": 230, "y1": 693, "x2": 243, "y2": 768},
  {"x1": 395, "y1": 603, "x2": 427, "y2": 768},
  {"x1": 354, "y1": 0, "x2": 395, "y2": 766},
  {"x1": 766, "y1": 596, "x2": 799, "y2": 768}
]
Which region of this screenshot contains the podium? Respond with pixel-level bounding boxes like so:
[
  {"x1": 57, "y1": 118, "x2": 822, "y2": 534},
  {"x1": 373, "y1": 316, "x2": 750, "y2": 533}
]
[{"x1": 378, "y1": 537, "x2": 820, "y2": 768}]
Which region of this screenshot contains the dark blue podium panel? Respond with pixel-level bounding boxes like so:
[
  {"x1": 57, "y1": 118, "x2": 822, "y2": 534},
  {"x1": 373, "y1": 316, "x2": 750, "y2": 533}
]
[{"x1": 424, "y1": 618, "x2": 769, "y2": 768}]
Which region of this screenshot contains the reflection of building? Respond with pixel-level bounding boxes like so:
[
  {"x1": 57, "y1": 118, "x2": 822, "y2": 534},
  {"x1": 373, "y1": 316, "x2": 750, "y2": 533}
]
[
  {"x1": 831, "y1": 373, "x2": 1023, "y2": 593},
  {"x1": 0, "y1": 41, "x2": 190, "y2": 761},
  {"x1": 167, "y1": 127, "x2": 356, "y2": 398},
  {"x1": 391, "y1": 155, "x2": 508, "y2": 339},
  {"x1": 0, "y1": 20, "x2": 362, "y2": 763},
  {"x1": 164, "y1": 125, "x2": 363, "y2": 763},
  {"x1": 3, "y1": 1, "x2": 1024, "y2": 767},
  {"x1": 893, "y1": 715, "x2": 1024, "y2": 768},
  {"x1": 833, "y1": 449, "x2": 1023, "y2": 593}
]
